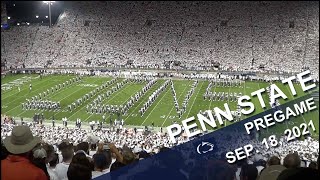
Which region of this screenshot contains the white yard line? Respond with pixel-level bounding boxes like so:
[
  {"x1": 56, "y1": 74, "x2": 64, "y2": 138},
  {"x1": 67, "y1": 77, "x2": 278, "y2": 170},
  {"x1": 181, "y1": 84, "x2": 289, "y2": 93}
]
[
  {"x1": 186, "y1": 81, "x2": 204, "y2": 118},
  {"x1": 3, "y1": 76, "x2": 58, "y2": 107},
  {"x1": 124, "y1": 81, "x2": 159, "y2": 122},
  {"x1": 56, "y1": 79, "x2": 118, "y2": 118},
  {"x1": 161, "y1": 81, "x2": 191, "y2": 127},
  {"x1": 16, "y1": 77, "x2": 101, "y2": 117},
  {"x1": 1, "y1": 75, "x2": 43, "y2": 99},
  {"x1": 141, "y1": 82, "x2": 170, "y2": 126},
  {"x1": 100, "y1": 83, "x2": 146, "y2": 121},
  {"x1": 225, "y1": 83, "x2": 232, "y2": 127},
  {"x1": 6, "y1": 77, "x2": 74, "y2": 114},
  {"x1": 209, "y1": 81, "x2": 216, "y2": 111},
  {"x1": 73, "y1": 81, "x2": 130, "y2": 120}
]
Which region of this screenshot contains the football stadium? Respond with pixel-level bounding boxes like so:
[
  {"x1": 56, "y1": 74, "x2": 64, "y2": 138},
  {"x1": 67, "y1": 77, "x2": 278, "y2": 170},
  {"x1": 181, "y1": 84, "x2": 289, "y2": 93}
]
[{"x1": 1, "y1": 1, "x2": 319, "y2": 180}]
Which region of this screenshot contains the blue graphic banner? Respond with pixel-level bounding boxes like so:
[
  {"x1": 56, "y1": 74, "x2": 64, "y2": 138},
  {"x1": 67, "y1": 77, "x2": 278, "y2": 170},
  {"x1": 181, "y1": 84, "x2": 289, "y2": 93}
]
[{"x1": 95, "y1": 93, "x2": 318, "y2": 180}]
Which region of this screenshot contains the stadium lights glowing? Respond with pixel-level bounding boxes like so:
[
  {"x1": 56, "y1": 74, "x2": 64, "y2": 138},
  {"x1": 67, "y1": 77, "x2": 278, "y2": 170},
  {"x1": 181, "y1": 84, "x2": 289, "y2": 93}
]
[
  {"x1": 36, "y1": 15, "x2": 39, "y2": 18},
  {"x1": 27, "y1": 22, "x2": 30, "y2": 25},
  {"x1": 17, "y1": 23, "x2": 20, "y2": 26},
  {"x1": 43, "y1": 1, "x2": 55, "y2": 28},
  {"x1": 7, "y1": 17, "x2": 11, "y2": 20},
  {"x1": 43, "y1": 1, "x2": 55, "y2": 4}
]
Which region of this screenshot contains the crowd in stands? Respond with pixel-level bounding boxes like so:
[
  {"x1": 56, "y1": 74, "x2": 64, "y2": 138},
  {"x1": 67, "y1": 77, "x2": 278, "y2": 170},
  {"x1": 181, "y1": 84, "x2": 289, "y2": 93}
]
[
  {"x1": 1, "y1": 1, "x2": 319, "y2": 179},
  {"x1": 1, "y1": 1, "x2": 319, "y2": 80},
  {"x1": 1, "y1": 121, "x2": 319, "y2": 180}
]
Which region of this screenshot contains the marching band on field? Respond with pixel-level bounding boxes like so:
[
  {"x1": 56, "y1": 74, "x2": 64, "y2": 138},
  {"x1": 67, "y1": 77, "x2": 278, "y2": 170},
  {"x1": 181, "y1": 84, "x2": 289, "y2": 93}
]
[
  {"x1": 22, "y1": 76, "x2": 82, "y2": 111},
  {"x1": 203, "y1": 79, "x2": 242, "y2": 102}
]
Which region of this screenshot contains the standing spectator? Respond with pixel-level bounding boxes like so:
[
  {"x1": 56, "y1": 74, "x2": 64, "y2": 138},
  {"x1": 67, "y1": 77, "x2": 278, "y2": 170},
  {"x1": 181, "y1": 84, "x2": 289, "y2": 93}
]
[
  {"x1": 1, "y1": 125, "x2": 47, "y2": 180},
  {"x1": 31, "y1": 145, "x2": 50, "y2": 180},
  {"x1": 259, "y1": 156, "x2": 285, "y2": 180},
  {"x1": 283, "y1": 153, "x2": 301, "y2": 169},
  {"x1": 48, "y1": 153, "x2": 59, "y2": 171},
  {"x1": 55, "y1": 144, "x2": 74, "y2": 180},
  {"x1": 240, "y1": 164, "x2": 258, "y2": 180},
  {"x1": 42, "y1": 143, "x2": 59, "y2": 180},
  {"x1": 308, "y1": 162, "x2": 317, "y2": 169},
  {"x1": 67, "y1": 152, "x2": 92, "y2": 180},
  {"x1": 92, "y1": 153, "x2": 110, "y2": 178}
]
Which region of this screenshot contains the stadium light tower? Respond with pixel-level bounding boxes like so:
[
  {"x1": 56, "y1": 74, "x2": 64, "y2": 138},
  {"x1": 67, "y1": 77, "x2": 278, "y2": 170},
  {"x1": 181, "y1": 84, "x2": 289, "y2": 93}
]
[{"x1": 43, "y1": 1, "x2": 55, "y2": 27}]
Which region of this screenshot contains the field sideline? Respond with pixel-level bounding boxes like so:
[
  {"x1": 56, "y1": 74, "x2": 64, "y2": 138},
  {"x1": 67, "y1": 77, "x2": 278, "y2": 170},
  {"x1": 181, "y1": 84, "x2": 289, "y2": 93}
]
[{"x1": 1, "y1": 74, "x2": 319, "y2": 138}]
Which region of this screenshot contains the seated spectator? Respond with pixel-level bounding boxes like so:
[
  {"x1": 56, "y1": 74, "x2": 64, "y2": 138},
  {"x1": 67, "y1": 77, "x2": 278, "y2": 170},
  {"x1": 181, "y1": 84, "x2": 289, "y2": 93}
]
[
  {"x1": 1, "y1": 125, "x2": 47, "y2": 180},
  {"x1": 67, "y1": 152, "x2": 92, "y2": 180}
]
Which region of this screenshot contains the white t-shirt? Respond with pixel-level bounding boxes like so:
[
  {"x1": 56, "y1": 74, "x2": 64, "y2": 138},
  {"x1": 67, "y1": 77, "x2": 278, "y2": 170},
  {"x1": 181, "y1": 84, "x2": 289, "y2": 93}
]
[
  {"x1": 92, "y1": 169, "x2": 110, "y2": 179},
  {"x1": 47, "y1": 164, "x2": 59, "y2": 180},
  {"x1": 55, "y1": 162, "x2": 70, "y2": 180}
]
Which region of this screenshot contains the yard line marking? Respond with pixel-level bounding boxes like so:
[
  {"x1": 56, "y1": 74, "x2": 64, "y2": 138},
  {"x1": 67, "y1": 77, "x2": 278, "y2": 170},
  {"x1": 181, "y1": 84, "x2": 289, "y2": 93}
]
[
  {"x1": 209, "y1": 80, "x2": 217, "y2": 111},
  {"x1": 141, "y1": 82, "x2": 170, "y2": 126},
  {"x1": 124, "y1": 81, "x2": 161, "y2": 122},
  {"x1": 47, "y1": 79, "x2": 115, "y2": 118},
  {"x1": 68, "y1": 79, "x2": 126, "y2": 120},
  {"x1": 96, "y1": 82, "x2": 146, "y2": 122},
  {"x1": 15, "y1": 77, "x2": 99, "y2": 117},
  {"x1": 225, "y1": 82, "x2": 231, "y2": 127},
  {"x1": 161, "y1": 80, "x2": 191, "y2": 127},
  {"x1": 2, "y1": 75, "x2": 57, "y2": 105},
  {"x1": 1, "y1": 75, "x2": 42, "y2": 98},
  {"x1": 5, "y1": 76, "x2": 73, "y2": 113},
  {"x1": 186, "y1": 81, "x2": 204, "y2": 118}
]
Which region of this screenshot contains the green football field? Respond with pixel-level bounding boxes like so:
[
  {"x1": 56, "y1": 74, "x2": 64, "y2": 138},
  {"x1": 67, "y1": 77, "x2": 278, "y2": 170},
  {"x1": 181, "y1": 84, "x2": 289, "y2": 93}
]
[{"x1": 1, "y1": 74, "x2": 319, "y2": 138}]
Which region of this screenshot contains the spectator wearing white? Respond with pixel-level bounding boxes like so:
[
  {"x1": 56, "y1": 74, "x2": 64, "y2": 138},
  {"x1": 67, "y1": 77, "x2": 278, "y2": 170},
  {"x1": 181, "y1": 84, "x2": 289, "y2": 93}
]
[{"x1": 55, "y1": 143, "x2": 74, "y2": 180}]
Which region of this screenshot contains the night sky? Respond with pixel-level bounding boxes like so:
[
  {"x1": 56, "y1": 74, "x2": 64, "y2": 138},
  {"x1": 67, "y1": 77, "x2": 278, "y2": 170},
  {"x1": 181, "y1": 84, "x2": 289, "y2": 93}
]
[{"x1": 5, "y1": 1, "x2": 64, "y2": 25}]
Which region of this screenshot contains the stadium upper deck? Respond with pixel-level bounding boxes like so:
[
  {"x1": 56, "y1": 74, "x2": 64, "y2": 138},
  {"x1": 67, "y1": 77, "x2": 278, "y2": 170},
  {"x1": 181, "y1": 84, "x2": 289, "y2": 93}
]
[{"x1": 1, "y1": 1, "x2": 319, "y2": 79}]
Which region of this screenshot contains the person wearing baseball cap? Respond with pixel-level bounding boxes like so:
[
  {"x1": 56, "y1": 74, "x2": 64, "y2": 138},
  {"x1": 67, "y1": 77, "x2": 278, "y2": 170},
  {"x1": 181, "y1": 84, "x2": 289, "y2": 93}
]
[{"x1": 1, "y1": 125, "x2": 48, "y2": 180}]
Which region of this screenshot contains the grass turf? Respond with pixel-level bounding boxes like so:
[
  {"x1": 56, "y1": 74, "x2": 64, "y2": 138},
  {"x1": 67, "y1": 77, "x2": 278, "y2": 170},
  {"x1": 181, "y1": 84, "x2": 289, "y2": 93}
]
[{"x1": 1, "y1": 74, "x2": 319, "y2": 139}]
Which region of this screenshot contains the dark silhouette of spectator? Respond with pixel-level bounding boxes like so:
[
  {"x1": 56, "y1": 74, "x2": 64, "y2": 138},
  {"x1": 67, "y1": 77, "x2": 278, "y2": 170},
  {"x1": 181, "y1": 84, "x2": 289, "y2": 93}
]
[
  {"x1": 48, "y1": 153, "x2": 59, "y2": 169},
  {"x1": 240, "y1": 164, "x2": 258, "y2": 180},
  {"x1": 67, "y1": 152, "x2": 92, "y2": 180},
  {"x1": 268, "y1": 156, "x2": 281, "y2": 166},
  {"x1": 1, "y1": 143, "x2": 9, "y2": 160},
  {"x1": 277, "y1": 167, "x2": 319, "y2": 180},
  {"x1": 92, "y1": 153, "x2": 110, "y2": 178},
  {"x1": 76, "y1": 142, "x2": 90, "y2": 155},
  {"x1": 283, "y1": 153, "x2": 301, "y2": 168},
  {"x1": 259, "y1": 165, "x2": 286, "y2": 180},
  {"x1": 308, "y1": 161, "x2": 317, "y2": 169}
]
